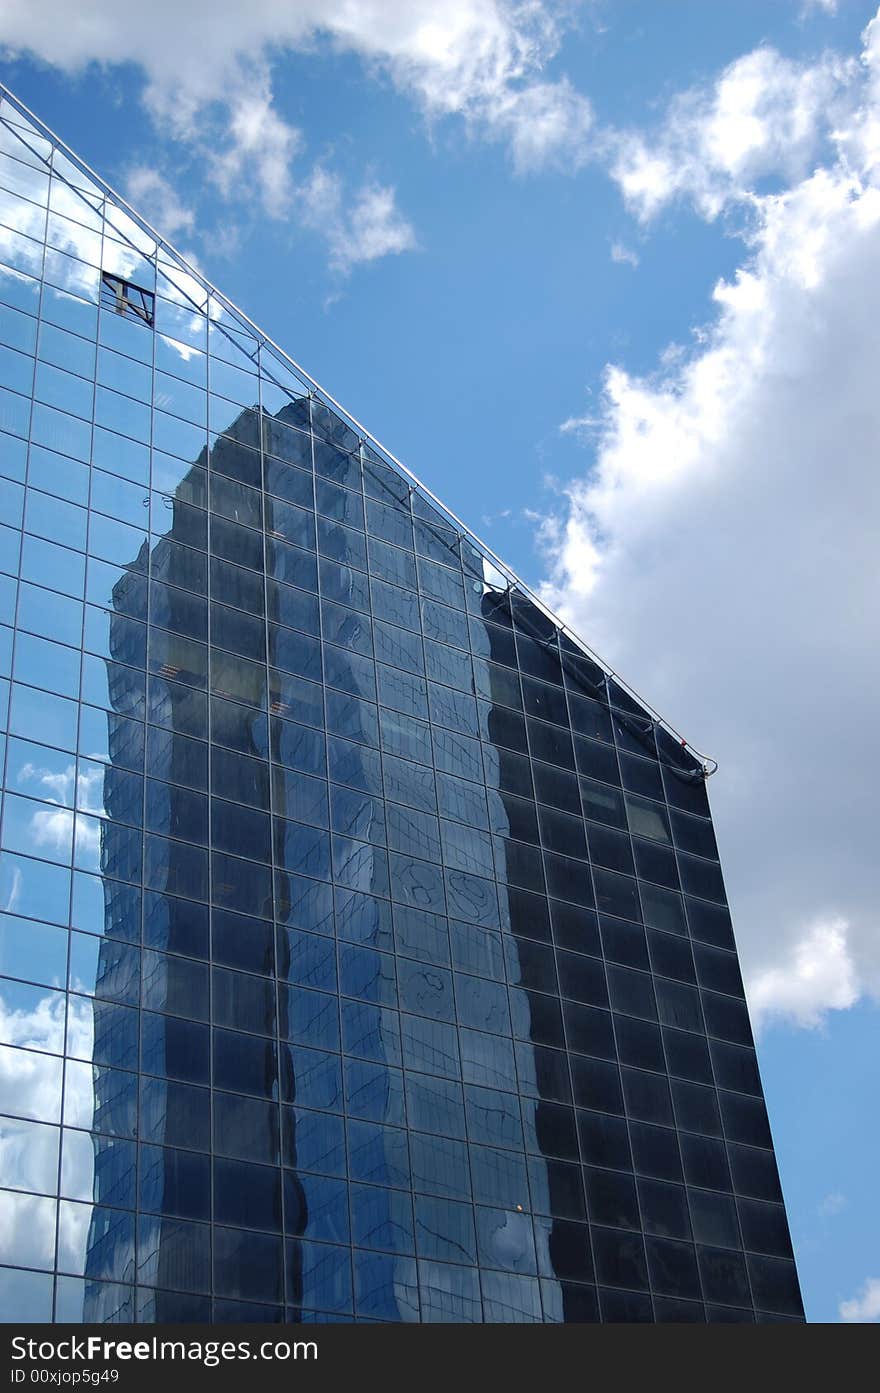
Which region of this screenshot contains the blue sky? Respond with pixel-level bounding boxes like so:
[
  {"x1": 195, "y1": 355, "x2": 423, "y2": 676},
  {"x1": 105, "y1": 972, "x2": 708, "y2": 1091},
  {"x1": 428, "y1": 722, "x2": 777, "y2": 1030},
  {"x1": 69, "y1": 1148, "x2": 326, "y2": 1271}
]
[{"x1": 2, "y1": 0, "x2": 879, "y2": 1322}]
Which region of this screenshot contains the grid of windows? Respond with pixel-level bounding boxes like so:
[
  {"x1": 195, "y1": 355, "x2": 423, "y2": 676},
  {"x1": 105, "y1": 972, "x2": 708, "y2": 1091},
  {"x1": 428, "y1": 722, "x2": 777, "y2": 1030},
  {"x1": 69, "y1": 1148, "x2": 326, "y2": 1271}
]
[{"x1": 0, "y1": 89, "x2": 803, "y2": 1325}]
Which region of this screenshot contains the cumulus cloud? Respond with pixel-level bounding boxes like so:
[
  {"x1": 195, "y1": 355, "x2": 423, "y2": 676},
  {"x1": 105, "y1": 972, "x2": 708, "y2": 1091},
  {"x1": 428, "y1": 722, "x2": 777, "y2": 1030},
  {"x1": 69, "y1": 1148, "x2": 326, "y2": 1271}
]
[
  {"x1": 486, "y1": 77, "x2": 593, "y2": 173},
  {"x1": 541, "y1": 10, "x2": 880, "y2": 1030},
  {"x1": 748, "y1": 919, "x2": 859, "y2": 1032},
  {"x1": 840, "y1": 1277, "x2": 880, "y2": 1322},
  {"x1": 610, "y1": 44, "x2": 854, "y2": 220},
  {"x1": 299, "y1": 166, "x2": 416, "y2": 274},
  {"x1": 201, "y1": 78, "x2": 302, "y2": 220},
  {"x1": 0, "y1": 0, "x2": 593, "y2": 249}
]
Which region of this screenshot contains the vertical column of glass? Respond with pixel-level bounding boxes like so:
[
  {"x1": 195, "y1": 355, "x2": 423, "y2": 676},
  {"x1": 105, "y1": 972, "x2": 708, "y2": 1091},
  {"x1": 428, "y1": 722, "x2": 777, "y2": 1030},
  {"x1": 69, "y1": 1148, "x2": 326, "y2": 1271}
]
[
  {"x1": 406, "y1": 512, "x2": 514, "y2": 1323},
  {"x1": 136, "y1": 256, "x2": 210, "y2": 1321},
  {"x1": 260, "y1": 372, "x2": 360, "y2": 1320},
  {"x1": 205, "y1": 306, "x2": 275, "y2": 1317},
  {"x1": 606, "y1": 701, "x2": 728, "y2": 1320},
  {"x1": 444, "y1": 544, "x2": 527, "y2": 1321},
  {"x1": 308, "y1": 400, "x2": 374, "y2": 1322},
  {"x1": 76, "y1": 191, "x2": 158, "y2": 1322},
  {"x1": 307, "y1": 392, "x2": 357, "y2": 1322},
  {"x1": 545, "y1": 625, "x2": 652, "y2": 1322},
  {"x1": 461, "y1": 576, "x2": 557, "y2": 1323},
  {"x1": 352, "y1": 445, "x2": 421, "y2": 1323},
  {"x1": 255, "y1": 344, "x2": 288, "y2": 1322},
  {"x1": 0, "y1": 106, "x2": 59, "y2": 1323},
  {"x1": 476, "y1": 602, "x2": 593, "y2": 1324}
]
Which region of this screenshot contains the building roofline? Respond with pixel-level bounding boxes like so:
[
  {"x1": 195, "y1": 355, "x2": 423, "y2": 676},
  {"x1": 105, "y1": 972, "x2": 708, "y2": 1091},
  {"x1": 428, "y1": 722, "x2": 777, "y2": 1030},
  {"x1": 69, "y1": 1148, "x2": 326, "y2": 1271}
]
[{"x1": 0, "y1": 79, "x2": 717, "y2": 776}]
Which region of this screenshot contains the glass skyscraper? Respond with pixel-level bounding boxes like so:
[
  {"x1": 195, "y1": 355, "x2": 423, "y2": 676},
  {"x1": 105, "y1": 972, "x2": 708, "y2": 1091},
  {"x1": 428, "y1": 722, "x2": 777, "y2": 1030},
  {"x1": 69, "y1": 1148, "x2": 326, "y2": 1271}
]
[{"x1": 0, "y1": 85, "x2": 803, "y2": 1325}]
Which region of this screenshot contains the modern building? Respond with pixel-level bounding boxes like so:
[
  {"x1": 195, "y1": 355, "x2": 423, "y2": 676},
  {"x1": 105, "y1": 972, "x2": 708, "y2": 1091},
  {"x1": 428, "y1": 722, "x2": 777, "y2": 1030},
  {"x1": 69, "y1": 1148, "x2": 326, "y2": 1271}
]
[{"x1": 0, "y1": 85, "x2": 804, "y2": 1324}]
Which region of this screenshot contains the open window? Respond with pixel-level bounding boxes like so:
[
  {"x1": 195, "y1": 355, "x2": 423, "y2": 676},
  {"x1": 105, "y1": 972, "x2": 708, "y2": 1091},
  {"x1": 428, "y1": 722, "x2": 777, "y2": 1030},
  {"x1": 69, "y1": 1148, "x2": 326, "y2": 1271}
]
[{"x1": 100, "y1": 271, "x2": 155, "y2": 327}]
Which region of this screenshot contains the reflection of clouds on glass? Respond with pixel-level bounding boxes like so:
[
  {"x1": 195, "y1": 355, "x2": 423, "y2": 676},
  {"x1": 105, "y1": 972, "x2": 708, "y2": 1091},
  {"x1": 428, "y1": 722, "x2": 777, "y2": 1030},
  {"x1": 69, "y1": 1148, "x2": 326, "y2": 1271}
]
[
  {"x1": 62, "y1": 1060, "x2": 104, "y2": 1134},
  {"x1": 1, "y1": 864, "x2": 23, "y2": 915},
  {"x1": 28, "y1": 804, "x2": 75, "y2": 855},
  {"x1": 0, "y1": 992, "x2": 129, "y2": 1302},
  {"x1": 0, "y1": 262, "x2": 37, "y2": 304},
  {"x1": 47, "y1": 212, "x2": 101, "y2": 265},
  {"x1": 155, "y1": 298, "x2": 206, "y2": 350},
  {"x1": 0, "y1": 194, "x2": 44, "y2": 267},
  {"x1": 0, "y1": 984, "x2": 65, "y2": 1054},
  {"x1": 17, "y1": 758, "x2": 77, "y2": 805},
  {"x1": 102, "y1": 236, "x2": 155, "y2": 293},
  {"x1": 0, "y1": 1114, "x2": 59, "y2": 1193},
  {"x1": 49, "y1": 178, "x2": 103, "y2": 232},
  {"x1": 65, "y1": 992, "x2": 96, "y2": 1063},
  {"x1": 0, "y1": 1265, "x2": 52, "y2": 1321},
  {"x1": 1, "y1": 111, "x2": 53, "y2": 163},
  {"x1": 73, "y1": 813, "x2": 102, "y2": 864},
  {"x1": 56, "y1": 1274, "x2": 133, "y2": 1324},
  {"x1": 158, "y1": 331, "x2": 202, "y2": 366},
  {"x1": 0, "y1": 222, "x2": 42, "y2": 277},
  {"x1": 481, "y1": 1214, "x2": 529, "y2": 1270},
  {"x1": 0, "y1": 910, "x2": 67, "y2": 1274},
  {"x1": 0, "y1": 174, "x2": 103, "y2": 303},
  {"x1": 0, "y1": 1188, "x2": 56, "y2": 1268},
  {"x1": 0, "y1": 979, "x2": 94, "y2": 1068},
  {"x1": 70, "y1": 816, "x2": 103, "y2": 878},
  {"x1": 157, "y1": 257, "x2": 208, "y2": 315},
  {"x1": 104, "y1": 202, "x2": 157, "y2": 259},
  {"x1": 481, "y1": 558, "x2": 507, "y2": 590},
  {"x1": 56, "y1": 1197, "x2": 92, "y2": 1274},
  {"x1": 42, "y1": 246, "x2": 100, "y2": 302},
  {"x1": 0, "y1": 1042, "x2": 63, "y2": 1122},
  {"x1": 0, "y1": 1001, "x2": 115, "y2": 1282},
  {"x1": 0, "y1": 149, "x2": 120, "y2": 302},
  {"x1": 75, "y1": 764, "x2": 106, "y2": 817},
  {"x1": 60, "y1": 1128, "x2": 97, "y2": 1202},
  {"x1": 0, "y1": 150, "x2": 48, "y2": 204},
  {"x1": 44, "y1": 144, "x2": 93, "y2": 189}
]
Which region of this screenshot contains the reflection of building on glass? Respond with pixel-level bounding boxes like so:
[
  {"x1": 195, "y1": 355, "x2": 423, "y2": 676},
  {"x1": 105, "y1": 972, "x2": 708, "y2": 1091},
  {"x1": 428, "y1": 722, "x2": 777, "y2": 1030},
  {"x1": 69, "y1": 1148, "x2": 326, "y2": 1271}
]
[
  {"x1": 83, "y1": 399, "x2": 324, "y2": 1314},
  {"x1": 0, "y1": 83, "x2": 804, "y2": 1324}
]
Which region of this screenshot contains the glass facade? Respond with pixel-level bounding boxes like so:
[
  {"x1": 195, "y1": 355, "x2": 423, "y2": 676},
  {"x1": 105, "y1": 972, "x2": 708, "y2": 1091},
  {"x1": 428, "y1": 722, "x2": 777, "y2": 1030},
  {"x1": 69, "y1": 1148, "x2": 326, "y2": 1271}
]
[{"x1": 0, "y1": 87, "x2": 803, "y2": 1325}]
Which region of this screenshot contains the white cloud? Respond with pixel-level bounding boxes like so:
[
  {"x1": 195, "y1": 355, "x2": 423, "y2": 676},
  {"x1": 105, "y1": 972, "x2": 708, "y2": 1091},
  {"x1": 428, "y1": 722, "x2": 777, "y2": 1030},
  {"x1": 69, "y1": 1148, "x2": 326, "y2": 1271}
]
[
  {"x1": 834, "y1": 10, "x2": 880, "y2": 179},
  {"x1": 610, "y1": 44, "x2": 853, "y2": 220},
  {"x1": 748, "y1": 919, "x2": 859, "y2": 1032},
  {"x1": 610, "y1": 240, "x2": 639, "y2": 267},
  {"x1": 487, "y1": 77, "x2": 593, "y2": 173},
  {"x1": 126, "y1": 166, "x2": 195, "y2": 239},
  {"x1": 340, "y1": 183, "x2": 417, "y2": 268},
  {"x1": 818, "y1": 1192, "x2": 847, "y2": 1217},
  {"x1": 203, "y1": 76, "x2": 303, "y2": 220},
  {"x1": 840, "y1": 1277, "x2": 880, "y2": 1322},
  {"x1": 0, "y1": 0, "x2": 594, "y2": 243},
  {"x1": 299, "y1": 166, "x2": 416, "y2": 274},
  {"x1": 542, "y1": 11, "x2": 880, "y2": 1031}
]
